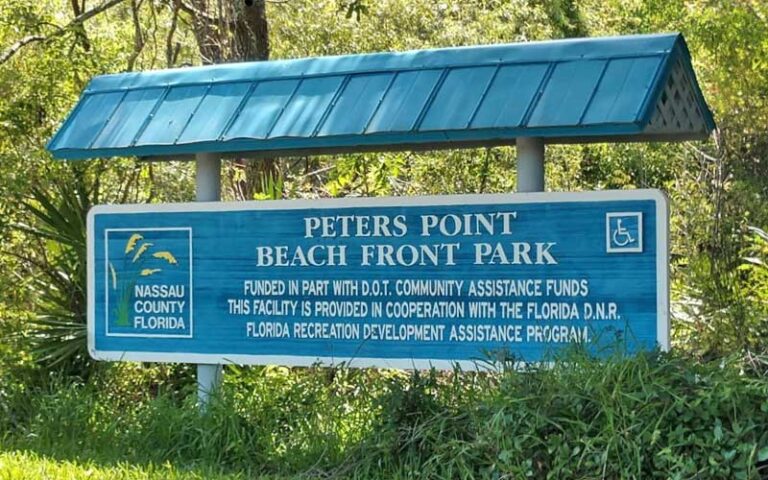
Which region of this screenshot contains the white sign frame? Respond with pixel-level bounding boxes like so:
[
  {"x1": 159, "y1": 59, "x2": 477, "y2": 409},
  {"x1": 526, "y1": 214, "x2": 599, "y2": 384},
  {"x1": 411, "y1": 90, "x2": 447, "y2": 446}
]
[{"x1": 87, "y1": 189, "x2": 670, "y2": 370}]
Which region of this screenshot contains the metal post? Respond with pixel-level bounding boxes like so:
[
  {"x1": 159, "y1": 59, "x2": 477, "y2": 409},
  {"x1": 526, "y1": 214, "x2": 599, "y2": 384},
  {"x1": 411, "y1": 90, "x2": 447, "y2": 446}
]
[
  {"x1": 196, "y1": 153, "x2": 221, "y2": 202},
  {"x1": 516, "y1": 137, "x2": 545, "y2": 193},
  {"x1": 195, "y1": 153, "x2": 222, "y2": 409}
]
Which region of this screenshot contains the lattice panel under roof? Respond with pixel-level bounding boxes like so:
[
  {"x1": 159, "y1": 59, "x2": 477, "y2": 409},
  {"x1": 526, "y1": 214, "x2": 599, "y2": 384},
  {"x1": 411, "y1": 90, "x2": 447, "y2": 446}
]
[
  {"x1": 646, "y1": 56, "x2": 708, "y2": 135},
  {"x1": 48, "y1": 33, "x2": 715, "y2": 160}
]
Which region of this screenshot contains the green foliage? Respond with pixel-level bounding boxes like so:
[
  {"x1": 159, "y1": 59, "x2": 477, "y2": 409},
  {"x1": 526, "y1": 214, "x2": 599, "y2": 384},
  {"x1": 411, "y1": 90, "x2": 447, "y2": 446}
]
[
  {"x1": 2, "y1": 164, "x2": 155, "y2": 381},
  {"x1": 1, "y1": 353, "x2": 766, "y2": 479},
  {"x1": 264, "y1": 0, "x2": 768, "y2": 357},
  {"x1": 0, "y1": 451, "x2": 249, "y2": 480},
  {"x1": 349, "y1": 352, "x2": 768, "y2": 479},
  {"x1": 0, "y1": 0, "x2": 765, "y2": 365},
  {"x1": 253, "y1": 172, "x2": 285, "y2": 201},
  {"x1": 0, "y1": 3, "x2": 766, "y2": 477},
  {"x1": 12, "y1": 172, "x2": 89, "y2": 374},
  {"x1": 741, "y1": 227, "x2": 768, "y2": 337}
]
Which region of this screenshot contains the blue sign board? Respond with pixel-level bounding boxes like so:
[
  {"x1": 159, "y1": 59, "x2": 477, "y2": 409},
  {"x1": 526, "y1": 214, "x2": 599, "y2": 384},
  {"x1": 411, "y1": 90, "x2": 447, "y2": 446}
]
[{"x1": 87, "y1": 190, "x2": 668, "y2": 369}]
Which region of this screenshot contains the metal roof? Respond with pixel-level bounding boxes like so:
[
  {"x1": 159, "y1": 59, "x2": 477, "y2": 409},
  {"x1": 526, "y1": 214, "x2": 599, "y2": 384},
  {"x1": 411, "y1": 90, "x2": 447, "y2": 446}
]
[{"x1": 48, "y1": 33, "x2": 715, "y2": 160}]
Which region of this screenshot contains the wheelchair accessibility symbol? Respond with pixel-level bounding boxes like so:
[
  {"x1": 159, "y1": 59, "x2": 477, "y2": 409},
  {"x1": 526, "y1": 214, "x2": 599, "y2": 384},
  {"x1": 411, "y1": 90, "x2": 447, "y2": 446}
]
[{"x1": 606, "y1": 212, "x2": 643, "y2": 253}]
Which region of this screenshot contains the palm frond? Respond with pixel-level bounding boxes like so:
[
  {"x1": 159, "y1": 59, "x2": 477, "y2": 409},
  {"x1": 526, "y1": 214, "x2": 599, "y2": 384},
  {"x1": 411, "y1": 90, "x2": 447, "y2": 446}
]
[{"x1": 14, "y1": 174, "x2": 90, "y2": 373}]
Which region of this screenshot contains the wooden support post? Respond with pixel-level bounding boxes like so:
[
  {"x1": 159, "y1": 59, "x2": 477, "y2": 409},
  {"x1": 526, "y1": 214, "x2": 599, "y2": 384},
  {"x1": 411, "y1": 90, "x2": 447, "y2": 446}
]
[
  {"x1": 195, "y1": 153, "x2": 222, "y2": 409},
  {"x1": 516, "y1": 137, "x2": 545, "y2": 193}
]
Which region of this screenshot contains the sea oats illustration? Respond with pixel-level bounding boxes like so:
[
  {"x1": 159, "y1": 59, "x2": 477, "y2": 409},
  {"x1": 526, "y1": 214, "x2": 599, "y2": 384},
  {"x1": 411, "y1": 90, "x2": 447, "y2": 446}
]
[
  {"x1": 153, "y1": 251, "x2": 177, "y2": 265},
  {"x1": 124, "y1": 234, "x2": 143, "y2": 254},
  {"x1": 113, "y1": 232, "x2": 181, "y2": 329},
  {"x1": 109, "y1": 263, "x2": 117, "y2": 290},
  {"x1": 132, "y1": 242, "x2": 153, "y2": 263}
]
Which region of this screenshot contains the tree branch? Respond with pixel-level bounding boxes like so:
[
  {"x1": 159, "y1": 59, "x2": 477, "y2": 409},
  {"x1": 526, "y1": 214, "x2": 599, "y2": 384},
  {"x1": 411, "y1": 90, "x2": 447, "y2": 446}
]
[
  {"x1": 178, "y1": 0, "x2": 218, "y2": 24},
  {"x1": 0, "y1": 0, "x2": 127, "y2": 65},
  {"x1": 165, "y1": 0, "x2": 181, "y2": 66},
  {"x1": 0, "y1": 35, "x2": 46, "y2": 64},
  {"x1": 126, "y1": 0, "x2": 145, "y2": 71}
]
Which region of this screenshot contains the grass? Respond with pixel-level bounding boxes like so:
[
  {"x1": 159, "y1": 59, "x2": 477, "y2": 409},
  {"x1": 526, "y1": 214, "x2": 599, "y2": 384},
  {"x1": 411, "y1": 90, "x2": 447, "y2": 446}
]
[
  {"x1": 0, "y1": 451, "x2": 252, "y2": 480},
  {"x1": 1, "y1": 351, "x2": 767, "y2": 479}
]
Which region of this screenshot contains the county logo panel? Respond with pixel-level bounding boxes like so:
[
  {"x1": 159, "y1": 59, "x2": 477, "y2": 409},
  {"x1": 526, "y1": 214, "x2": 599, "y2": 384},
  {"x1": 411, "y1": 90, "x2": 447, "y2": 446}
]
[{"x1": 104, "y1": 227, "x2": 193, "y2": 338}]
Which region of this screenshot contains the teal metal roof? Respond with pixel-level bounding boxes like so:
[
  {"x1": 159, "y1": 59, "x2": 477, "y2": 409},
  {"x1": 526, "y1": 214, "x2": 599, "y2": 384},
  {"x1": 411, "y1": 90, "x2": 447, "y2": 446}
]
[{"x1": 48, "y1": 33, "x2": 715, "y2": 160}]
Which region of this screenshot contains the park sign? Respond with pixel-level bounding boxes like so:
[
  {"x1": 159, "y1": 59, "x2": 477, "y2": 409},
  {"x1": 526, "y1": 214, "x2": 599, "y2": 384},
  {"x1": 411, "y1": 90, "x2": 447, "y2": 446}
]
[
  {"x1": 87, "y1": 189, "x2": 669, "y2": 369},
  {"x1": 52, "y1": 33, "x2": 712, "y2": 399}
]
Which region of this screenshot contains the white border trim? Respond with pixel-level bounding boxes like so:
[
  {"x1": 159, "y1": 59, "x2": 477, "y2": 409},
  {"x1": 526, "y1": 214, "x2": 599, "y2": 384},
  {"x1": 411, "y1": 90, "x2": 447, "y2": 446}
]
[{"x1": 86, "y1": 189, "x2": 671, "y2": 367}]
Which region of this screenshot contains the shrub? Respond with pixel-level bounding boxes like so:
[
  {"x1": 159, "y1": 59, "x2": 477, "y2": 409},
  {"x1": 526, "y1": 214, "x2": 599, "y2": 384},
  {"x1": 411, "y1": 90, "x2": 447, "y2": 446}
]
[{"x1": 2, "y1": 352, "x2": 766, "y2": 479}]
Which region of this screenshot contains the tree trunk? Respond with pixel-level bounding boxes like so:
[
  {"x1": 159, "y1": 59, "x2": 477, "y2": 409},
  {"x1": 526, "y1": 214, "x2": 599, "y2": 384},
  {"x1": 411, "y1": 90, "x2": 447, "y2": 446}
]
[
  {"x1": 233, "y1": 0, "x2": 269, "y2": 62},
  {"x1": 186, "y1": 0, "x2": 276, "y2": 200},
  {"x1": 233, "y1": 0, "x2": 276, "y2": 199}
]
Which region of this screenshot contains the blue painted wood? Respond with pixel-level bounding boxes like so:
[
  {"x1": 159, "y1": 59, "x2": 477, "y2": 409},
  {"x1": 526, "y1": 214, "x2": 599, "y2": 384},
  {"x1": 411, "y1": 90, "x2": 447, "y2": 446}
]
[
  {"x1": 90, "y1": 88, "x2": 166, "y2": 149},
  {"x1": 470, "y1": 64, "x2": 549, "y2": 129},
  {"x1": 80, "y1": 34, "x2": 682, "y2": 91},
  {"x1": 50, "y1": 91, "x2": 124, "y2": 150},
  {"x1": 87, "y1": 190, "x2": 668, "y2": 367},
  {"x1": 318, "y1": 73, "x2": 393, "y2": 137},
  {"x1": 135, "y1": 85, "x2": 209, "y2": 145},
  {"x1": 419, "y1": 66, "x2": 496, "y2": 131},
  {"x1": 527, "y1": 60, "x2": 606, "y2": 127},
  {"x1": 47, "y1": 33, "x2": 716, "y2": 159},
  {"x1": 582, "y1": 57, "x2": 663, "y2": 124},
  {"x1": 268, "y1": 76, "x2": 345, "y2": 138},
  {"x1": 365, "y1": 69, "x2": 443, "y2": 133},
  {"x1": 175, "y1": 83, "x2": 252, "y2": 144},
  {"x1": 224, "y1": 80, "x2": 299, "y2": 140}
]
